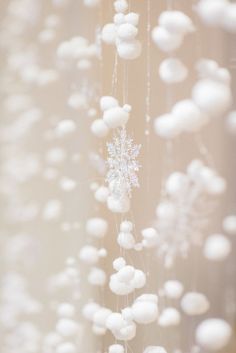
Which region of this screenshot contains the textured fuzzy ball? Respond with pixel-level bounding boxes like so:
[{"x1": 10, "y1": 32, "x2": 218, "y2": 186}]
[
  {"x1": 107, "y1": 195, "x2": 130, "y2": 213},
  {"x1": 165, "y1": 172, "x2": 189, "y2": 196},
  {"x1": 204, "y1": 234, "x2": 231, "y2": 261},
  {"x1": 82, "y1": 302, "x2": 100, "y2": 321},
  {"x1": 117, "y1": 23, "x2": 138, "y2": 40},
  {"x1": 102, "y1": 23, "x2": 117, "y2": 44},
  {"x1": 158, "y1": 11, "x2": 195, "y2": 34},
  {"x1": 158, "y1": 308, "x2": 181, "y2": 327},
  {"x1": 109, "y1": 344, "x2": 125, "y2": 353},
  {"x1": 103, "y1": 106, "x2": 129, "y2": 128},
  {"x1": 141, "y1": 227, "x2": 159, "y2": 248},
  {"x1": 159, "y1": 58, "x2": 188, "y2": 84},
  {"x1": 100, "y1": 96, "x2": 119, "y2": 111},
  {"x1": 57, "y1": 303, "x2": 75, "y2": 318},
  {"x1": 195, "y1": 0, "x2": 228, "y2": 27},
  {"x1": 86, "y1": 217, "x2": 108, "y2": 238},
  {"x1": 181, "y1": 292, "x2": 209, "y2": 315},
  {"x1": 154, "y1": 114, "x2": 181, "y2": 139},
  {"x1": 88, "y1": 267, "x2": 107, "y2": 286},
  {"x1": 132, "y1": 295, "x2": 158, "y2": 324},
  {"x1": 95, "y1": 186, "x2": 109, "y2": 203},
  {"x1": 91, "y1": 119, "x2": 109, "y2": 138},
  {"x1": 79, "y1": 245, "x2": 99, "y2": 265},
  {"x1": 226, "y1": 111, "x2": 236, "y2": 135},
  {"x1": 152, "y1": 26, "x2": 183, "y2": 52},
  {"x1": 117, "y1": 232, "x2": 135, "y2": 249},
  {"x1": 223, "y1": 215, "x2": 236, "y2": 235},
  {"x1": 164, "y1": 280, "x2": 184, "y2": 299},
  {"x1": 120, "y1": 220, "x2": 133, "y2": 232},
  {"x1": 117, "y1": 40, "x2": 142, "y2": 60},
  {"x1": 196, "y1": 319, "x2": 232, "y2": 351},
  {"x1": 222, "y1": 4, "x2": 236, "y2": 33},
  {"x1": 113, "y1": 257, "x2": 126, "y2": 271}
]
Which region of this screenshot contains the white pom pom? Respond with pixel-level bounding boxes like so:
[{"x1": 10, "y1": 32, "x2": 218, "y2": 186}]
[
  {"x1": 195, "y1": 0, "x2": 228, "y2": 27},
  {"x1": 57, "y1": 303, "x2": 75, "y2": 318},
  {"x1": 100, "y1": 96, "x2": 119, "y2": 111},
  {"x1": 109, "y1": 344, "x2": 125, "y2": 353},
  {"x1": 103, "y1": 106, "x2": 129, "y2": 128},
  {"x1": 107, "y1": 195, "x2": 130, "y2": 213},
  {"x1": 95, "y1": 186, "x2": 109, "y2": 203},
  {"x1": 88, "y1": 267, "x2": 107, "y2": 286},
  {"x1": 113, "y1": 257, "x2": 126, "y2": 271},
  {"x1": 82, "y1": 302, "x2": 100, "y2": 321},
  {"x1": 141, "y1": 228, "x2": 159, "y2": 248},
  {"x1": 117, "y1": 23, "x2": 138, "y2": 40},
  {"x1": 84, "y1": 0, "x2": 101, "y2": 8},
  {"x1": 117, "y1": 40, "x2": 142, "y2": 60},
  {"x1": 164, "y1": 280, "x2": 184, "y2": 299},
  {"x1": 93, "y1": 307, "x2": 112, "y2": 328},
  {"x1": 79, "y1": 245, "x2": 99, "y2": 265},
  {"x1": 114, "y1": 321, "x2": 136, "y2": 341},
  {"x1": 130, "y1": 270, "x2": 146, "y2": 289},
  {"x1": 158, "y1": 308, "x2": 181, "y2": 327},
  {"x1": 114, "y1": 0, "x2": 128, "y2": 13},
  {"x1": 159, "y1": 58, "x2": 188, "y2": 84},
  {"x1": 117, "y1": 265, "x2": 135, "y2": 283},
  {"x1": 86, "y1": 217, "x2": 108, "y2": 238},
  {"x1": 222, "y1": 4, "x2": 236, "y2": 33},
  {"x1": 109, "y1": 274, "x2": 133, "y2": 295},
  {"x1": 143, "y1": 347, "x2": 167, "y2": 353},
  {"x1": 154, "y1": 114, "x2": 180, "y2": 139},
  {"x1": 117, "y1": 232, "x2": 135, "y2": 249},
  {"x1": 223, "y1": 215, "x2": 236, "y2": 235},
  {"x1": 56, "y1": 119, "x2": 76, "y2": 137},
  {"x1": 152, "y1": 27, "x2": 183, "y2": 52},
  {"x1": 132, "y1": 295, "x2": 158, "y2": 324},
  {"x1": 56, "y1": 342, "x2": 76, "y2": 353},
  {"x1": 165, "y1": 172, "x2": 189, "y2": 196},
  {"x1": 120, "y1": 220, "x2": 133, "y2": 232},
  {"x1": 156, "y1": 201, "x2": 177, "y2": 221},
  {"x1": 102, "y1": 23, "x2": 117, "y2": 44},
  {"x1": 158, "y1": 11, "x2": 195, "y2": 34},
  {"x1": 206, "y1": 176, "x2": 227, "y2": 195},
  {"x1": 91, "y1": 119, "x2": 109, "y2": 138},
  {"x1": 172, "y1": 99, "x2": 209, "y2": 132},
  {"x1": 106, "y1": 312, "x2": 125, "y2": 331},
  {"x1": 204, "y1": 234, "x2": 231, "y2": 261},
  {"x1": 181, "y1": 292, "x2": 209, "y2": 316},
  {"x1": 196, "y1": 319, "x2": 232, "y2": 351},
  {"x1": 56, "y1": 318, "x2": 78, "y2": 337},
  {"x1": 125, "y1": 12, "x2": 139, "y2": 26},
  {"x1": 192, "y1": 79, "x2": 232, "y2": 117}
]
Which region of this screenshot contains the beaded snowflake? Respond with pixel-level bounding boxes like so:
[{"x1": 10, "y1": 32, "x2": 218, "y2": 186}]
[{"x1": 106, "y1": 128, "x2": 141, "y2": 199}]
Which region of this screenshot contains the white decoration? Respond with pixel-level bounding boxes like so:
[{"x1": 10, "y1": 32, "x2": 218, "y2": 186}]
[
  {"x1": 158, "y1": 308, "x2": 181, "y2": 327},
  {"x1": 86, "y1": 217, "x2": 108, "y2": 238},
  {"x1": 181, "y1": 292, "x2": 209, "y2": 315},
  {"x1": 204, "y1": 234, "x2": 231, "y2": 261},
  {"x1": 223, "y1": 215, "x2": 236, "y2": 235},
  {"x1": 164, "y1": 280, "x2": 184, "y2": 299},
  {"x1": 159, "y1": 58, "x2": 188, "y2": 84},
  {"x1": 132, "y1": 294, "x2": 158, "y2": 324}
]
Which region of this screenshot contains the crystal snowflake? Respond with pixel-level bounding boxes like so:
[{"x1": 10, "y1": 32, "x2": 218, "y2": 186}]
[{"x1": 106, "y1": 128, "x2": 141, "y2": 199}]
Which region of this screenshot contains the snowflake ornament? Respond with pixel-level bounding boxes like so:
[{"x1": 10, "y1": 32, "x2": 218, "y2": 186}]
[{"x1": 106, "y1": 128, "x2": 141, "y2": 200}]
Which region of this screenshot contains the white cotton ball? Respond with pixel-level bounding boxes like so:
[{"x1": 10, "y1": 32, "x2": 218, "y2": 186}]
[
  {"x1": 172, "y1": 99, "x2": 209, "y2": 132},
  {"x1": 117, "y1": 40, "x2": 142, "y2": 60},
  {"x1": 120, "y1": 220, "x2": 133, "y2": 232},
  {"x1": 43, "y1": 199, "x2": 61, "y2": 220},
  {"x1": 102, "y1": 23, "x2": 117, "y2": 44},
  {"x1": 60, "y1": 177, "x2": 76, "y2": 191},
  {"x1": 117, "y1": 23, "x2": 138, "y2": 40},
  {"x1": 196, "y1": 319, "x2": 232, "y2": 351},
  {"x1": 57, "y1": 303, "x2": 75, "y2": 318},
  {"x1": 109, "y1": 274, "x2": 133, "y2": 295},
  {"x1": 56, "y1": 119, "x2": 76, "y2": 136},
  {"x1": 115, "y1": 321, "x2": 136, "y2": 341},
  {"x1": 204, "y1": 234, "x2": 231, "y2": 261},
  {"x1": 223, "y1": 215, "x2": 236, "y2": 235},
  {"x1": 98, "y1": 248, "x2": 107, "y2": 258},
  {"x1": 82, "y1": 302, "x2": 100, "y2": 321},
  {"x1": 206, "y1": 176, "x2": 227, "y2": 195},
  {"x1": 125, "y1": 12, "x2": 139, "y2": 26},
  {"x1": 113, "y1": 257, "x2": 126, "y2": 271},
  {"x1": 106, "y1": 313, "x2": 125, "y2": 331},
  {"x1": 91, "y1": 119, "x2": 109, "y2": 138},
  {"x1": 154, "y1": 113, "x2": 180, "y2": 139},
  {"x1": 117, "y1": 232, "x2": 135, "y2": 249},
  {"x1": 165, "y1": 172, "x2": 189, "y2": 196},
  {"x1": 109, "y1": 344, "x2": 125, "y2": 353},
  {"x1": 130, "y1": 270, "x2": 146, "y2": 289},
  {"x1": 187, "y1": 159, "x2": 204, "y2": 180},
  {"x1": 156, "y1": 201, "x2": 177, "y2": 222},
  {"x1": 86, "y1": 217, "x2": 108, "y2": 238},
  {"x1": 92, "y1": 324, "x2": 106, "y2": 335},
  {"x1": 56, "y1": 318, "x2": 78, "y2": 337},
  {"x1": 93, "y1": 307, "x2": 112, "y2": 328},
  {"x1": 159, "y1": 58, "x2": 188, "y2": 84},
  {"x1": 117, "y1": 265, "x2": 135, "y2": 283},
  {"x1": 181, "y1": 292, "x2": 209, "y2": 316},
  {"x1": 56, "y1": 342, "x2": 76, "y2": 353},
  {"x1": 226, "y1": 111, "x2": 236, "y2": 135},
  {"x1": 84, "y1": 0, "x2": 101, "y2": 8},
  {"x1": 46, "y1": 147, "x2": 66, "y2": 164},
  {"x1": 164, "y1": 280, "x2": 184, "y2": 299},
  {"x1": 158, "y1": 308, "x2": 181, "y2": 327},
  {"x1": 141, "y1": 227, "x2": 159, "y2": 248},
  {"x1": 132, "y1": 295, "x2": 158, "y2": 324},
  {"x1": 107, "y1": 195, "x2": 130, "y2": 213},
  {"x1": 152, "y1": 27, "x2": 183, "y2": 52},
  {"x1": 195, "y1": 0, "x2": 228, "y2": 27},
  {"x1": 113, "y1": 13, "x2": 126, "y2": 25},
  {"x1": 95, "y1": 186, "x2": 109, "y2": 203},
  {"x1": 114, "y1": 0, "x2": 128, "y2": 13},
  {"x1": 192, "y1": 79, "x2": 232, "y2": 117},
  {"x1": 79, "y1": 245, "x2": 99, "y2": 265},
  {"x1": 222, "y1": 4, "x2": 236, "y2": 33},
  {"x1": 68, "y1": 93, "x2": 87, "y2": 110},
  {"x1": 122, "y1": 307, "x2": 133, "y2": 321},
  {"x1": 103, "y1": 106, "x2": 129, "y2": 128},
  {"x1": 158, "y1": 11, "x2": 195, "y2": 34},
  {"x1": 88, "y1": 267, "x2": 107, "y2": 286},
  {"x1": 143, "y1": 346, "x2": 167, "y2": 353},
  {"x1": 100, "y1": 96, "x2": 119, "y2": 111}
]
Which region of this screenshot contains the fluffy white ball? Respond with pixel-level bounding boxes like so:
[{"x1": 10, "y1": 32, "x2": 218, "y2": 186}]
[
  {"x1": 86, "y1": 217, "x2": 108, "y2": 238},
  {"x1": 100, "y1": 96, "x2": 119, "y2": 111},
  {"x1": 223, "y1": 215, "x2": 236, "y2": 235},
  {"x1": 164, "y1": 280, "x2": 184, "y2": 299},
  {"x1": 196, "y1": 319, "x2": 232, "y2": 351},
  {"x1": 117, "y1": 232, "x2": 135, "y2": 249},
  {"x1": 158, "y1": 308, "x2": 181, "y2": 327},
  {"x1": 154, "y1": 114, "x2": 180, "y2": 139},
  {"x1": 91, "y1": 119, "x2": 109, "y2": 138},
  {"x1": 204, "y1": 234, "x2": 231, "y2": 261},
  {"x1": 158, "y1": 10, "x2": 195, "y2": 34},
  {"x1": 107, "y1": 195, "x2": 130, "y2": 213},
  {"x1": 88, "y1": 267, "x2": 107, "y2": 286},
  {"x1": 181, "y1": 292, "x2": 209, "y2": 315},
  {"x1": 103, "y1": 106, "x2": 129, "y2": 128},
  {"x1": 117, "y1": 40, "x2": 142, "y2": 60},
  {"x1": 159, "y1": 58, "x2": 188, "y2": 84},
  {"x1": 102, "y1": 23, "x2": 117, "y2": 44},
  {"x1": 152, "y1": 27, "x2": 183, "y2": 52}
]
